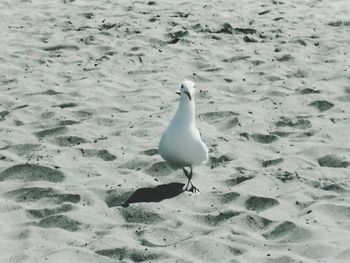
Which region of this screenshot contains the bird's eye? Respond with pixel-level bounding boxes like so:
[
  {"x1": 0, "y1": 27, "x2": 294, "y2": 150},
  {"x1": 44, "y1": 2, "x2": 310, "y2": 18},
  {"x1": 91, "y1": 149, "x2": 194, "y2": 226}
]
[{"x1": 181, "y1": 84, "x2": 184, "y2": 89}]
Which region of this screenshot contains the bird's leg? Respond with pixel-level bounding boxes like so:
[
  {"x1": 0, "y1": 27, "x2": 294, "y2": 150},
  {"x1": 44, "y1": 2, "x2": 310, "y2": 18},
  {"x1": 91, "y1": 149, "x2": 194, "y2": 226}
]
[
  {"x1": 183, "y1": 167, "x2": 200, "y2": 193},
  {"x1": 183, "y1": 168, "x2": 191, "y2": 190},
  {"x1": 188, "y1": 167, "x2": 200, "y2": 193}
]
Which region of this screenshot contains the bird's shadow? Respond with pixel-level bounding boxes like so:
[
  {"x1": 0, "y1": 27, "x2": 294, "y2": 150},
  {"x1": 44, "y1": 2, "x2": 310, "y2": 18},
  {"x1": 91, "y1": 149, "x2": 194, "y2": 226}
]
[{"x1": 122, "y1": 182, "x2": 185, "y2": 207}]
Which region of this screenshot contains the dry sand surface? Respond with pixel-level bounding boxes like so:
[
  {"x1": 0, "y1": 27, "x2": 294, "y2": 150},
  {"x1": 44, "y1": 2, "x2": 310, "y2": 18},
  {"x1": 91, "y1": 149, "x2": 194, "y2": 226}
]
[{"x1": 1, "y1": 0, "x2": 350, "y2": 262}]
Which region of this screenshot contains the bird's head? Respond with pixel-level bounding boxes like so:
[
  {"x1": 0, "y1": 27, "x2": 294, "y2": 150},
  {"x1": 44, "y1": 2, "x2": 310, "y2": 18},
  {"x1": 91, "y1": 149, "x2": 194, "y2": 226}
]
[{"x1": 176, "y1": 79, "x2": 196, "y2": 101}]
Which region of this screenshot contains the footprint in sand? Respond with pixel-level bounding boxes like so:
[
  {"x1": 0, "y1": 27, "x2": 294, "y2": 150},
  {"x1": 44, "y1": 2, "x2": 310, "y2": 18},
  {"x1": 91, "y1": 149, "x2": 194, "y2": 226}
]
[
  {"x1": 2, "y1": 143, "x2": 41, "y2": 156},
  {"x1": 140, "y1": 148, "x2": 158, "y2": 156},
  {"x1": 118, "y1": 158, "x2": 151, "y2": 171},
  {"x1": 79, "y1": 148, "x2": 116, "y2": 161},
  {"x1": 224, "y1": 174, "x2": 254, "y2": 186},
  {"x1": 56, "y1": 102, "x2": 78, "y2": 109},
  {"x1": 119, "y1": 206, "x2": 164, "y2": 224},
  {"x1": 288, "y1": 69, "x2": 308, "y2": 78},
  {"x1": 262, "y1": 158, "x2": 283, "y2": 168},
  {"x1": 199, "y1": 210, "x2": 241, "y2": 226},
  {"x1": 144, "y1": 162, "x2": 173, "y2": 177},
  {"x1": 0, "y1": 164, "x2": 64, "y2": 182},
  {"x1": 251, "y1": 133, "x2": 278, "y2": 144},
  {"x1": 34, "y1": 126, "x2": 67, "y2": 138},
  {"x1": 318, "y1": 154, "x2": 349, "y2": 168},
  {"x1": 43, "y1": 45, "x2": 79, "y2": 52},
  {"x1": 72, "y1": 110, "x2": 93, "y2": 120},
  {"x1": 200, "y1": 111, "x2": 240, "y2": 130},
  {"x1": 276, "y1": 54, "x2": 293, "y2": 62},
  {"x1": 275, "y1": 116, "x2": 312, "y2": 130},
  {"x1": 322, "y1": 183, "x2": 348, "y2": 194},
  {"x1": 39, "y1": 89, "x2": 61, "y2": 96},
  {"x1": 6, "y1": 187, "x2": 80, "y2": 204},
  {"x1": 55, "y1": 136, "x2": 87, "y2": 147},
  {"x1": 136, "y1": 226, "x2": 192, "y2": 248},
  {"x1": 241, "y1": 214, "x2": 274, "y2": 231},
  {"x1": 270, "y1": 131, "x2": 291, "y2": 138},
  {"x1": 36, "y1": 214, "x2": 82, "y2": 232},
  {"x1": 309, "y1": 100, "x2": 334, "y2": 112},
  {"x1": 275, "y1": 171, "x2": 295, "y2": 182},
  {"x1": 216, "y1": 191, "x2": 241, "y2": 204},
  {"x1": 95, "y1": 247, "x2": 161, "y2": 262},
  {"x1": 59, "y1": 120, "x2": 80, "y2": 126},
  {"x1": 41, "y1": 111, "x2": 55, "y2": 119},
  {"x1": 263, "y1": 221, "x2": 312, "y2": 242},
  {"x1": 105, "y1": 189, "x2": 135, "y2": 208},
  {"x1": 208, "y1": 154, "x2": 233, "y2": 169},
  {"x1": 0, "y1": 110, "x2": 10, "y2": 119},
  {"x1": 298, "y1": 88, "x2": 320, "y2": 95},
  {"x1": 244, "y1": 196, "x2": 279, "y2": 212},
  {"x1": 27, "y1": 204, "x2": 76, "y2": 219}
]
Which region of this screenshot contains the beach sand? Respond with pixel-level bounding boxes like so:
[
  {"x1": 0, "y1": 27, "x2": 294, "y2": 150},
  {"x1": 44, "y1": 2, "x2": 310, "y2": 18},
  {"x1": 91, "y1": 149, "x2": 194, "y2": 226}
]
[{"x1": 0, "y1": 0, "x2": 350, "y2": 262}]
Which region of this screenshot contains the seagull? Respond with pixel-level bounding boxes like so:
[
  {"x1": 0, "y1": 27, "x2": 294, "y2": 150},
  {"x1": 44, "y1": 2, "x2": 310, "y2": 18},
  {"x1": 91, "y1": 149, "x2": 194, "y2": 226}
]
[{"x1": 159, "y1": 80, "x2": 209, "y2": 193}]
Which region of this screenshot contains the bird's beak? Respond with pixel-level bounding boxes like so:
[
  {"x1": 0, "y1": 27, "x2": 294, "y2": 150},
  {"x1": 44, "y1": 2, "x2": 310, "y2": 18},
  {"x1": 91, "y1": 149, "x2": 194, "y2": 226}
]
[
  {"x1": 184, "y1": 91, "x2": 192, "y2": 101},
  {"x1": 176, "y1": 91, "x2": 181, "y2": 96}
]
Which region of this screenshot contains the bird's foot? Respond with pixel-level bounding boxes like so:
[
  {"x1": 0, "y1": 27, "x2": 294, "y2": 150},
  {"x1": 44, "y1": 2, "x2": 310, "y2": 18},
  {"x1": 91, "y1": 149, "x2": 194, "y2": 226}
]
[{"x1": 185, "y1": 182, "x2": 200, "y2": 193}]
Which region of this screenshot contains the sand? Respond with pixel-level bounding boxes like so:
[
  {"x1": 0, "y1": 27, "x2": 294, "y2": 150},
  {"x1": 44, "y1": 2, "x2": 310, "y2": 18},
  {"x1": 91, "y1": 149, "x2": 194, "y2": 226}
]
[{"x1": 0, "y1": 0, "x2": 350, "y2": 262}]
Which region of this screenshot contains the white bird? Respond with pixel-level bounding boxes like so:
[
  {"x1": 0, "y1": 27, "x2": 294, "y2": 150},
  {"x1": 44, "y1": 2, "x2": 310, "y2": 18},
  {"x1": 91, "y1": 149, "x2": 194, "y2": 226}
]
[{"x1": 159, "y1": 80, "x2": 208, "y2": 192}]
